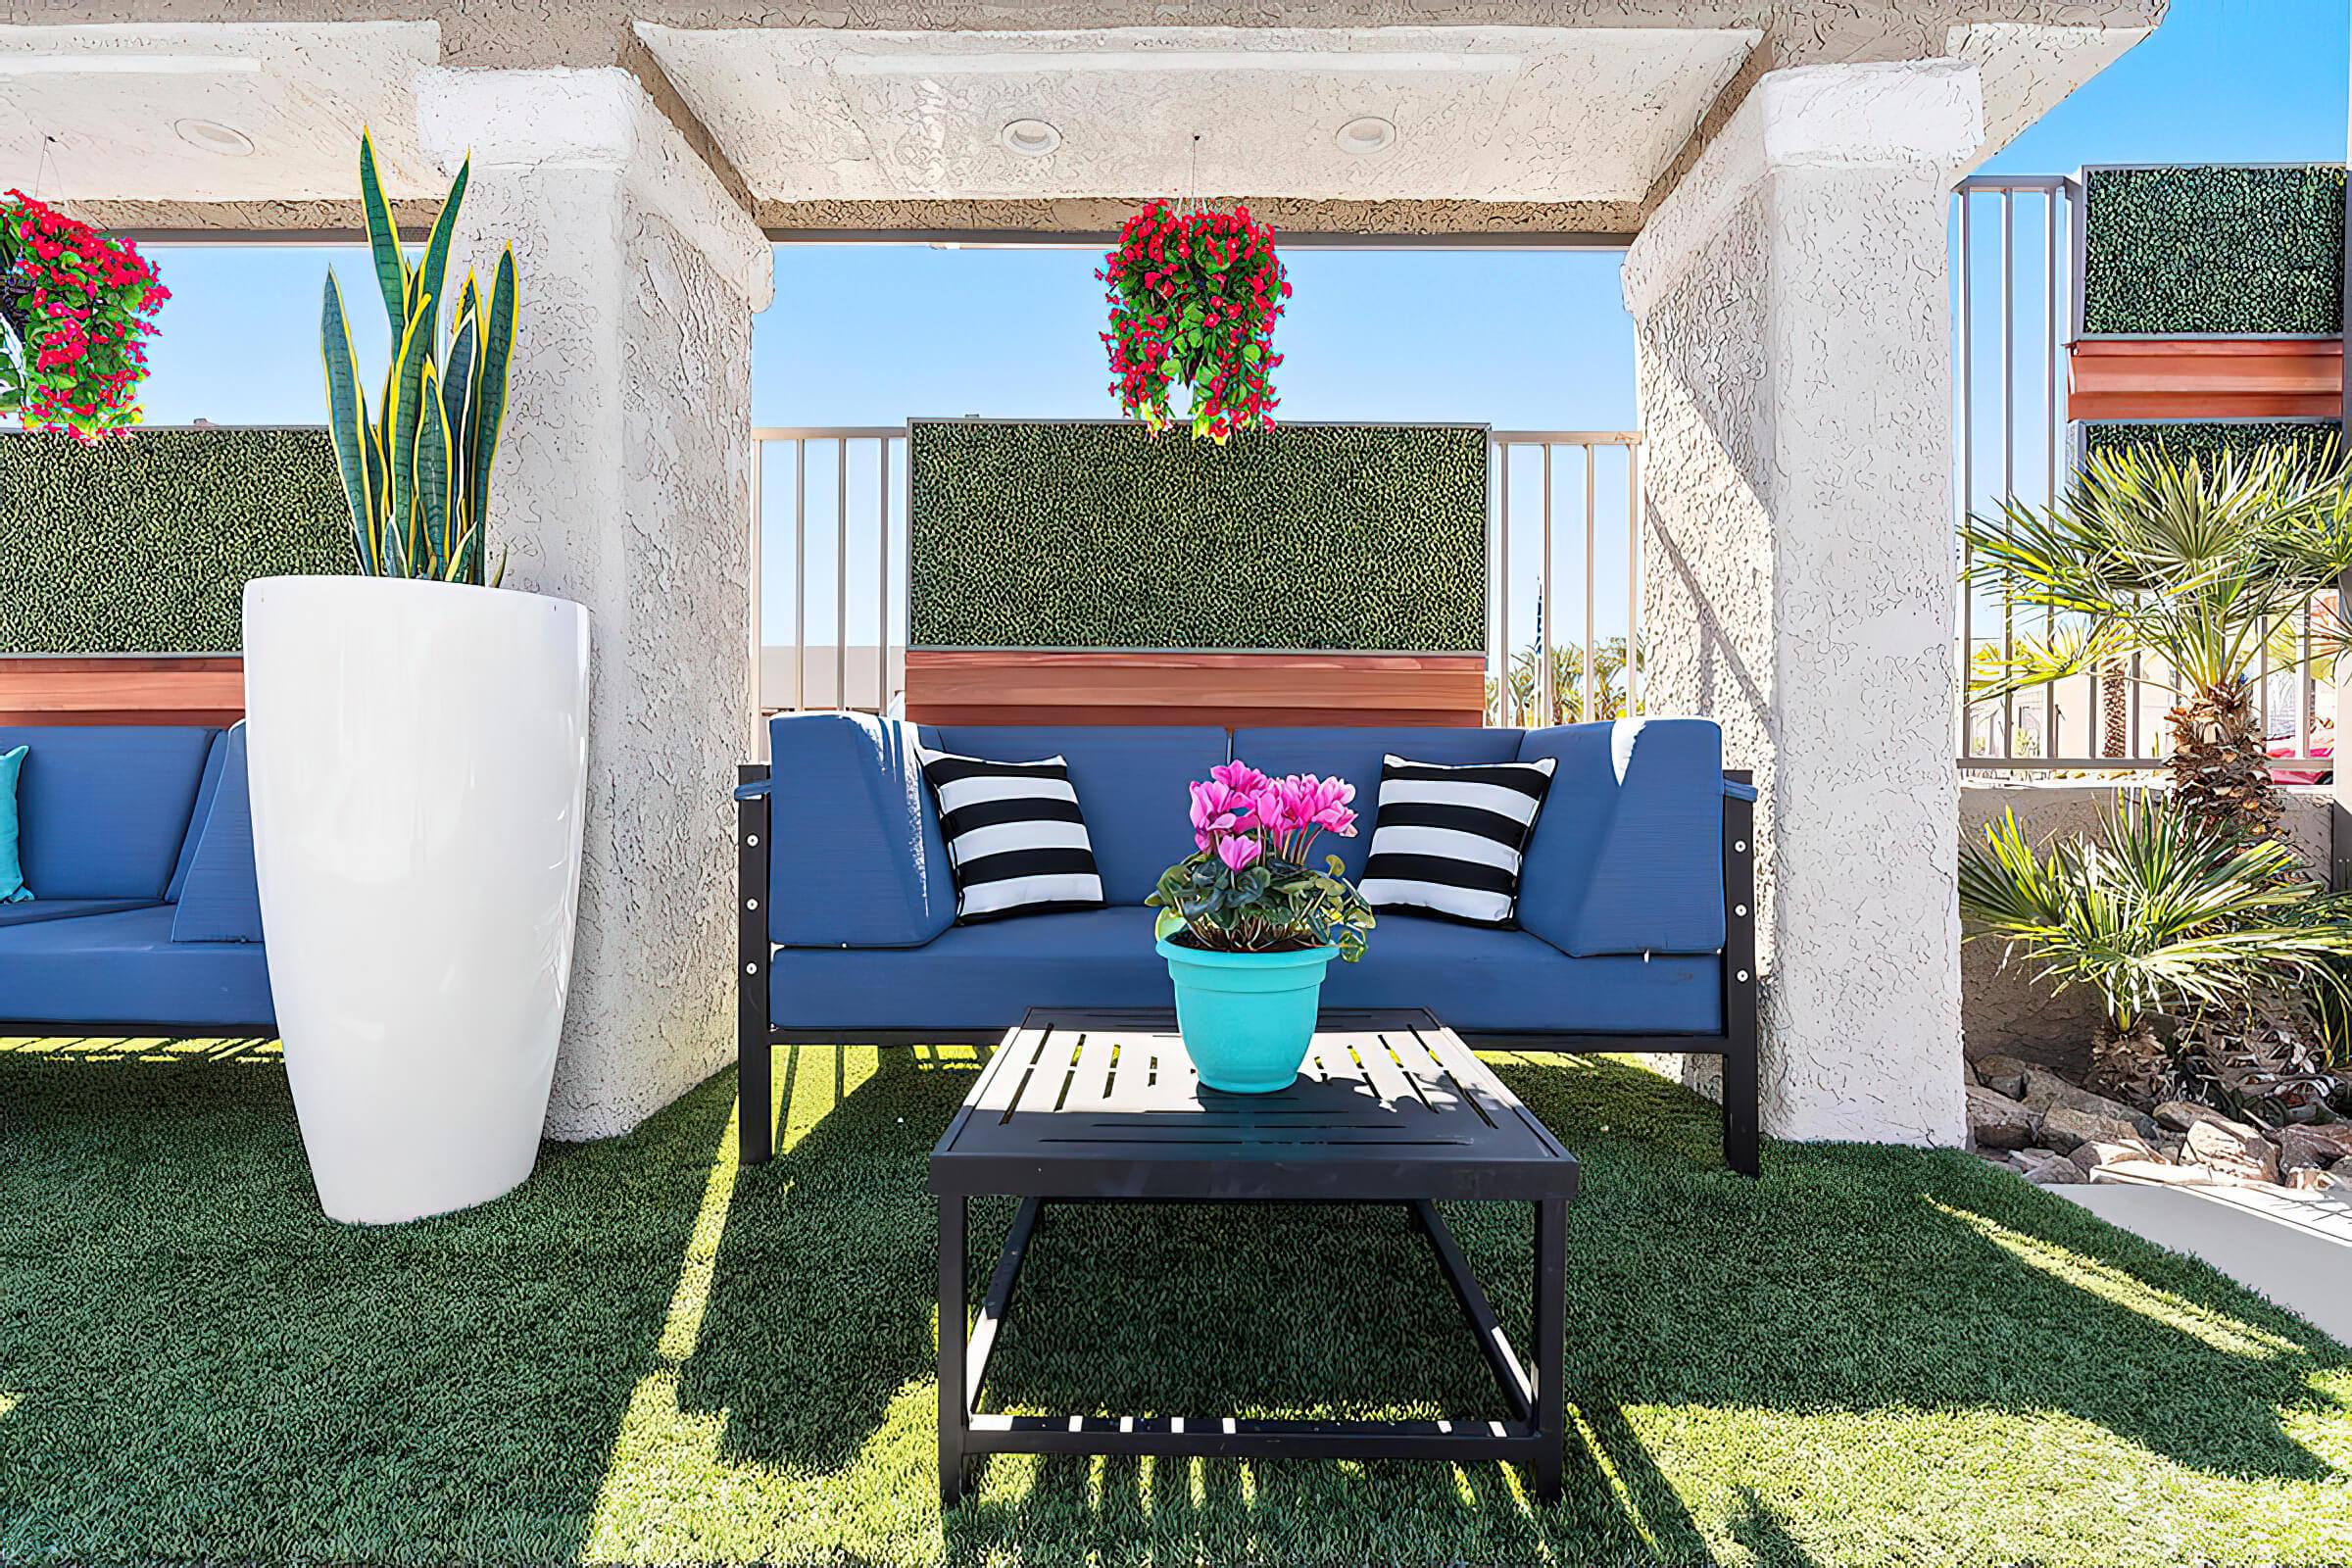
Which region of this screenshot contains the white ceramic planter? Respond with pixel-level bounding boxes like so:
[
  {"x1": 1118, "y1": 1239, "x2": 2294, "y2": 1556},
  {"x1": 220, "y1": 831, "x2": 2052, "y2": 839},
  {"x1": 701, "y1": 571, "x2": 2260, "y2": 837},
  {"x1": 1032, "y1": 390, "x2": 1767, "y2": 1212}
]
[{"x1": 244, "y1": 575, "x2": 590, "y2": 1225}]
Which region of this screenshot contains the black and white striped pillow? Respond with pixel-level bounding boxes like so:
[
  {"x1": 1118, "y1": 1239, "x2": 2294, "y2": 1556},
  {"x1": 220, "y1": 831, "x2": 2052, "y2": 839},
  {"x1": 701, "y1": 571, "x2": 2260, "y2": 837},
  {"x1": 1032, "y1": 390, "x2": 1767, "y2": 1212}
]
[
  {"x1": 1358, "y1": 755, "x2": 1558, "y2": 926},
  {"x1": 915, "y1": 746, "x2": 1106, "y2": 922}
]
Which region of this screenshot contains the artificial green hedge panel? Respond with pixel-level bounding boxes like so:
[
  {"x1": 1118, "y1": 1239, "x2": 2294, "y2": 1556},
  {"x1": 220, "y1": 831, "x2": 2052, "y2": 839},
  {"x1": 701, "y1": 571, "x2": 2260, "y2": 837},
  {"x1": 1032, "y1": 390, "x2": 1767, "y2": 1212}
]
[
  {"x1": 908, "y1": 421, "x2": 1487, "y2": 651},
  {"x1": 2082, "y1": 420, "x2": 2342, "y2": 465},
  {"x1": 2082, "y1": 165, "x2": 2346, "y2": 335},
  {"x1": 0, "y1": 428, "x2": 350, "y2": 653}
]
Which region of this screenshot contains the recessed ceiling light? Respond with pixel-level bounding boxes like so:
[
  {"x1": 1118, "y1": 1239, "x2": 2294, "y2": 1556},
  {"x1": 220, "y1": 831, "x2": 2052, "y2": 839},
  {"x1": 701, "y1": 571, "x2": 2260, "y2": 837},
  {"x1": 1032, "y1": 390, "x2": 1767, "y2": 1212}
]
[
  {"x1": 1000, "y1": 119, "x2": 1061, "y2": 157},
  {"x1": 173, "y1": 118, "x2": 254, "y2": 156},
  {"x1": 1335, "y1": 116, "x2": 1397, "y2": 156}
]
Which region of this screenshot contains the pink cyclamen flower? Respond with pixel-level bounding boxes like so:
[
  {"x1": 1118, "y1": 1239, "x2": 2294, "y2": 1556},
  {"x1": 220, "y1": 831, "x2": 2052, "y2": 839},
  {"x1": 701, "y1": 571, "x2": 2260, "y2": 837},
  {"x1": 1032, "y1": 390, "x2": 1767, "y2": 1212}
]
[
  {"x1": 1251, "y1": 784, "x2": 1297, "y2": 839},
  {"x1": 1298, "y1": 774, "x2": 1358, "y2": 835},
  {"x1": 1189, "y1": 779, "x2": 1250, "y2": 840},
  {"x1": 1216, "y1": 834, "x2": 1262, "y2": 872},
  {"x1": 1212, "y1": 760, "x2": 1270, "y2": 796}
]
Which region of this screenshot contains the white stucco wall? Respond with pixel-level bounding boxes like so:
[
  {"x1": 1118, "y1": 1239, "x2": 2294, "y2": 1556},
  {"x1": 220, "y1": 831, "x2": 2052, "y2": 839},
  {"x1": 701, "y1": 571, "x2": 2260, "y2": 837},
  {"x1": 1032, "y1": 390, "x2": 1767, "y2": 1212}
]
[
  {"x1": 417, "y1": 69, "x2": 773, "y2": 1140},
  {"x1": 1624, "y1": 61, "x2": 1984, "y2": 1147}
]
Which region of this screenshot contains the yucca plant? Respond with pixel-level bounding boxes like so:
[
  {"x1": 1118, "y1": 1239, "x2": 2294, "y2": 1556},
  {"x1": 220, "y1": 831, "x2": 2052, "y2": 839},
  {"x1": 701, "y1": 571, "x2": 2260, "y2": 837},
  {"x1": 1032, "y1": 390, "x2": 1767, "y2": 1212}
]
[
  {"x1": 319, "y1": 130, "x2": 514, "y2": 584},
  {"x1": 1962, "y1": 443, "x2": 2352, "y2": 840},
  {"x1": 1959, "y1": 792, "x2": 2352, "y2": 1103}
]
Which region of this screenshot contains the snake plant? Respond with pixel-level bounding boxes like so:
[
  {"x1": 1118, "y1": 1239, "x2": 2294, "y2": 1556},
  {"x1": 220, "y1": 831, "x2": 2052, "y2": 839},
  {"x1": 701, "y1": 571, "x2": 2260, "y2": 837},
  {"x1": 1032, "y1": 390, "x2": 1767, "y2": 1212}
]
[{"x1": 319, "y1": 130, "x2": 514, "y2": 584}]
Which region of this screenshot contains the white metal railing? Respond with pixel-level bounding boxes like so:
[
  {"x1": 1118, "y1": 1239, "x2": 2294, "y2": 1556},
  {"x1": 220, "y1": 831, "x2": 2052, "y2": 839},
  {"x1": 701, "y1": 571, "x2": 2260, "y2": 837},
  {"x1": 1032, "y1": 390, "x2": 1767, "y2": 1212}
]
[
  {"x1": 749, "y1": 427, "x2": 907, "y2": 723},
  {"x1": 1488, "y1": 431, "x2": 1643, "y2": 727},
  {"x1": 750, "y1": 425, "x2": 1644, "y2": 730},
  {"x1": 1950, "y1": 173, "x2": 2337, "y2": 774}
]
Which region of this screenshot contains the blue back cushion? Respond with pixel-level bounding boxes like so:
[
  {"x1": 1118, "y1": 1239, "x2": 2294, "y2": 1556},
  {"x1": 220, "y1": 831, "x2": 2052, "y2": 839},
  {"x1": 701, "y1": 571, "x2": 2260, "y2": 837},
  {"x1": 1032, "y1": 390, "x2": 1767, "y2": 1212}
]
[
  {"x1": 0, "y1": 726, "x2": 219, "y2": 901},
  {"x1": 1230, "y1": 727, "x2": 1524, "y2": 882},
  {"x1": 920, "y1": 725, "x2": 1231, "y2": 906},
  {"x1": 1515, "y1": 717, "x2": 1725, "y2": 956},
  {"x1": 172, "y1": 724, "x2": 265, "y2": 943},
  {"x1": 767, "y1": 712, "x2": 956, "y2": 949}
]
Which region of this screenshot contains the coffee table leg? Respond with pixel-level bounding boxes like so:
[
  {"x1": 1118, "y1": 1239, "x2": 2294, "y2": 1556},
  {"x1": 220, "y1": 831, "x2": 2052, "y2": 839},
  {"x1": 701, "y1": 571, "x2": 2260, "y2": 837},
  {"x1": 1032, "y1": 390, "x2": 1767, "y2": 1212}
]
[
  {"x1": 939, "y1": 1195, "x2": 967, "y2": 1510},
  {"x1": 1532, "y1": 1197, "x2": 1567, "y2": 1502}
]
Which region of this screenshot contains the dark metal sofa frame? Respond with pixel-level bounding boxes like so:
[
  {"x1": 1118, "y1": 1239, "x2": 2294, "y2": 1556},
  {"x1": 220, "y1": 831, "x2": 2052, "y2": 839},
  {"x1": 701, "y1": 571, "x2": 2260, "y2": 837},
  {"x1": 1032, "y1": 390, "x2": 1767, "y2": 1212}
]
[{"x1": 735, "y1": 763, "x2": 1760, "y2": 1176}]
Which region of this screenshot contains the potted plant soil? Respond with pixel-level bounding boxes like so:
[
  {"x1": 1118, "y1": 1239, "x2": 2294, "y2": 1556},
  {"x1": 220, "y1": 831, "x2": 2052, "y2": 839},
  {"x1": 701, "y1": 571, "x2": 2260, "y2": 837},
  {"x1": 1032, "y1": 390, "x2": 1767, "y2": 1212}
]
[
  {"x1": 1149, "y1": 762, "x2": 1373, "y2": 1092},
  {"x1": 243, "y1": 132, "x2": 589, "y2": 1224}
]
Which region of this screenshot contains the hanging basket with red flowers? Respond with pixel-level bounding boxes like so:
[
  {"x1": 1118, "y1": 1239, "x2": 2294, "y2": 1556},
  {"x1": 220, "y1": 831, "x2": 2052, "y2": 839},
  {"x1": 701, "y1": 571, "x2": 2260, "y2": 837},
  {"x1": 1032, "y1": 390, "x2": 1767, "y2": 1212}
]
[
  {"x1": 1099, "y1": 200, "x2": 1290, "y2": 440},
  {"x1": 0, "y1": 191, "x2": 169, "y2": 439}
]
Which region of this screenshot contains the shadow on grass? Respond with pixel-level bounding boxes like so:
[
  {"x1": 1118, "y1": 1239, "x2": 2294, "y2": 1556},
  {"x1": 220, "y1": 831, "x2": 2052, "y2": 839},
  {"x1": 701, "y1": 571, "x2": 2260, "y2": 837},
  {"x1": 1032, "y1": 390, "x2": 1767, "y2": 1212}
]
[
  {"x1": 679, "y1": 1042, "x2": 985, "y2": 1471},
  {"x1": 0, "y1": 1039, "x2": 735, "y2": 1565}
]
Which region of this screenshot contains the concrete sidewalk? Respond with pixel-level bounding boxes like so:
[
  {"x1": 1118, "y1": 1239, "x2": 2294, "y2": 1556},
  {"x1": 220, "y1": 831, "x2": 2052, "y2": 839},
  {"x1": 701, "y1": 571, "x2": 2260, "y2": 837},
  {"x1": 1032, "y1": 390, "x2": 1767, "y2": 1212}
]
[{"x1": 2060, "y1": 1180, "x2": 2352, "y2": 1343}]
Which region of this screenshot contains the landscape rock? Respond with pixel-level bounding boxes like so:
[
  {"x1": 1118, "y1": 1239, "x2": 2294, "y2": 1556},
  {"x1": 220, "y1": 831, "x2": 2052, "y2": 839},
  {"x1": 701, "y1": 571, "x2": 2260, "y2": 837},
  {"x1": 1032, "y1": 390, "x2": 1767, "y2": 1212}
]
[
  {"x1": 2021, "y1": 1068, "x2": 2160, "y2": 1140},
  {"x1": 2094, "y1": 1158, "x2": 2221, "y2": 1187},
  {"x1": 2278, "y1": 1123, "x2": 2352, "y2": 1172},
  {"x1": 1972, "y1": 1055, "x2": 2034, "y2": 1100},
  {"x1": 2019, "y1": 1151, "x2": 2086, "y2": 1186},
  {"x1": 2284, "y1": 1167, "x2": 2340, "y2": 1194},
  {"x1": 2070, "y1": 1137, "x2": 2159, "y2": 1176},
  {"x1": 2155, "y1": 1101, "x2": 2231, "y2": 1134},
  {"x1": 2183, "y1": 1117, "x2": 2279, "y2": 1185},
  {"x1": 2040, "y1": 1102, "x2": 2149, "y2": 1154},
  {"x1": 1968, "y1": 1085, "x2": 2037, "y2": 1151}
]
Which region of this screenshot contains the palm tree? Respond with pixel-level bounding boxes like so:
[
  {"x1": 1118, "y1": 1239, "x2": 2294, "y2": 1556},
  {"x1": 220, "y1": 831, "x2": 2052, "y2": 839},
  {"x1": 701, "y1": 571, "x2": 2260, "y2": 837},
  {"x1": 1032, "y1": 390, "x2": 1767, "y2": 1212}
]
[
  {"x1": 1491, "y1": 634, "x2": 1638, "y2": 725},
  {"x1": 1961, "y1": 793, "x2": 2352, "y2": 1103},
  {"x1": 1963, "y1": 443, "x2": 2352, "y2": 840}
]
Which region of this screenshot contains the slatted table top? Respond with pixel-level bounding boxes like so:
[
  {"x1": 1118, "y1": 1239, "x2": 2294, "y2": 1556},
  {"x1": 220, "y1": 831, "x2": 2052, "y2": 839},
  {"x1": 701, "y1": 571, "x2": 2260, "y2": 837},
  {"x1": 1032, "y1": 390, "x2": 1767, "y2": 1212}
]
[{"x1": 931, "y1": 1008, "x2": 1578, "y2": 1202}]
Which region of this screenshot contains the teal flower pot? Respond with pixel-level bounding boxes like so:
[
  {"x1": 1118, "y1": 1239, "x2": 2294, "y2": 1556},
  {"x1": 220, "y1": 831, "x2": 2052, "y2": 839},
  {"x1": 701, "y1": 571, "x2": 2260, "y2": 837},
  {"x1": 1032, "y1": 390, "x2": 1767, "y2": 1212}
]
[{"x1": 1156, "y1": 937, "x2": 1339, "y2": 1094}]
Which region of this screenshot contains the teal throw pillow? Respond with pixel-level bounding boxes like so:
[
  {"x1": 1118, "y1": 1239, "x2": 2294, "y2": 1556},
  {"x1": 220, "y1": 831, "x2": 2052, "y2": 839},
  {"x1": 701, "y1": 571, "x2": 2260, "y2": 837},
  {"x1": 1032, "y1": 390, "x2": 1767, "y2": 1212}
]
[{"x1": 0, "y1": 745, "x2": 28, "y2": 903}]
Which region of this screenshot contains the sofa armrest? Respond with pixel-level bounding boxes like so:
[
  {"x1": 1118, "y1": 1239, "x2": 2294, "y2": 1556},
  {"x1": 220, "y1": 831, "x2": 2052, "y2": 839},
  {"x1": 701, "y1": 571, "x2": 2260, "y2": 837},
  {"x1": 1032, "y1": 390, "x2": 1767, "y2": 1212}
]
[
  {"x1": 171, "y1": 723, "x2": 264, "y2": 944},
  {"x1": 765, "y1": 712, "x2": 955, "y2": 949}
]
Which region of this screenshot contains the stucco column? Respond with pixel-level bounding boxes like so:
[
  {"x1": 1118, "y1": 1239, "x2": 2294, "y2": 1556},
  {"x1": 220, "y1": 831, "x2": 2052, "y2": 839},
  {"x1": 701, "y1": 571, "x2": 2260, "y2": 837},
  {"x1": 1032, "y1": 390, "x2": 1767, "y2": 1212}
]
[
  {"x1": 417, "y1": 69, "x2": 773, "y2": 1140},
  {"x1": 1624, "y1": 61, "x2": 1983, "y2": 1147}
]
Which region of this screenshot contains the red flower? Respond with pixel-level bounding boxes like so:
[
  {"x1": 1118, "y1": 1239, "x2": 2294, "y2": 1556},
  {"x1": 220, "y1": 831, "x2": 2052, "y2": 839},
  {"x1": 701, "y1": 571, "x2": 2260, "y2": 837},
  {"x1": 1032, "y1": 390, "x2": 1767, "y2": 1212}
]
[
  {"x1": 1098, "y1": 203, "x2": 1286, "y2": 438},
  {"x1": 1, "y1": 190, "x2": 165, "y2": 439}
]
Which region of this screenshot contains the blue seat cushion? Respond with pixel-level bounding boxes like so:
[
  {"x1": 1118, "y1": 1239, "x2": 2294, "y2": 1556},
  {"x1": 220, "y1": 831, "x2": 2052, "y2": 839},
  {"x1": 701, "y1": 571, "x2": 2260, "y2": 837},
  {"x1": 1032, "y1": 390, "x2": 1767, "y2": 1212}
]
[
  {"x1": 771, "y1": 906, "x2": 1170, "y2": 1029},
  {"x1": 766, "y1": 713, "x2": 956, "y2": 949},
  {"x1": 1229, "y1": 728, "x2": 1525, "y2": 881},
  {"x1": 172, "y1": 724, "x2": 263, "y2": 944},
  {"x1": 0, "y1": 726, "x2": 219, "y2": 901},
  {"x1": 768, "y1": 906, "x2": 1718, "y2": 1036},
  {"x1": 918, "y1": 726, "x2": 1230, "y2": 906},
  {"x1": 0, "y1": 905, "x2": 274, "y2": 1028},
  {"x1": 1321, "y1": 913, "x2": 1720, "y2": 1034},
  {"x1": 0, "y1": 898, "x2": 158, "y2": 929},
  {"x1": 1515, "y1": 718, "x2": 1726, "y2": 957}
]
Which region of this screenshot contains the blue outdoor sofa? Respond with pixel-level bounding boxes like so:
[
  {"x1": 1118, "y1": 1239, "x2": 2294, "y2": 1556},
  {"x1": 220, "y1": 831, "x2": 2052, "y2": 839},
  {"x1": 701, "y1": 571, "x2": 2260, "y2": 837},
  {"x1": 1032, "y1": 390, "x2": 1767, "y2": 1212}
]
[
  {"x1": 737, "y1": 712, "x2": 1759, "y2": 1172},
  {"x1": 0, "y1": 723, "x2": 272, "y2": 1034}
]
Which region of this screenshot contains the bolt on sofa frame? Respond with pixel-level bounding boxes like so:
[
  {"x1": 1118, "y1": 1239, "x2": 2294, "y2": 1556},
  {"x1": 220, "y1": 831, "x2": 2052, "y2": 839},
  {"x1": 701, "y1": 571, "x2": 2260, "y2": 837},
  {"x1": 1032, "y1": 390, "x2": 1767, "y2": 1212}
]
[{"x1": 735, "y1": 764, "x2": 1760, "y2": 1176}]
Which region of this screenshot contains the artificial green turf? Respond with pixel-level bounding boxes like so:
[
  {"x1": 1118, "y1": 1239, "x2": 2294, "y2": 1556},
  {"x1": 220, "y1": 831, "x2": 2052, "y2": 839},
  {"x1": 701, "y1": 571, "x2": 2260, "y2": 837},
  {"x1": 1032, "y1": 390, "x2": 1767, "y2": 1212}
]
[{"x1": 1, "y1": 1039, "x2": 2347, "y2": 1568}]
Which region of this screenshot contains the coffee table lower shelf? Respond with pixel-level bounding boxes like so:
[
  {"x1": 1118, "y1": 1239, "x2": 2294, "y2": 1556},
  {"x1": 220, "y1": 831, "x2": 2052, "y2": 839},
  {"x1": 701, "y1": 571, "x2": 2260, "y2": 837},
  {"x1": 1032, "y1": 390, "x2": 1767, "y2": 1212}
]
[{"x1": 938, "y1": 1191, "x2": 1567, "y2": 1505}]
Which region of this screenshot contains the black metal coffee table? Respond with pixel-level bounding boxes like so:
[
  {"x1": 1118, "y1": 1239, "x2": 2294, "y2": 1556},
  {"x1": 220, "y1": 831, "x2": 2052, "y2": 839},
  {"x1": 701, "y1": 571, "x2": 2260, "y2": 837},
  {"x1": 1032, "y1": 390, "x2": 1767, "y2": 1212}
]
[{"x1": 930, "y1": 1006, "x2": 1578, "y2": 1508}]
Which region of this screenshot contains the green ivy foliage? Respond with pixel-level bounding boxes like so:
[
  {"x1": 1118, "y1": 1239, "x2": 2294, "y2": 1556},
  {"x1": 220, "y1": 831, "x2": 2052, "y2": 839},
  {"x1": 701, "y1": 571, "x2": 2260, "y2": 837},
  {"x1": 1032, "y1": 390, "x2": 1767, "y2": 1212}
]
[
  {"x1": 2082, "y1": 420, "x2": 2342, "y2": 466},
  {"x1": 0, "y1": 428, "x2": 349, "y2": 653},
  {"x1": 2082, "y1": 165, "x2": 2346, "y2": 335},
  {"x1": 908, "y1": 421, "x2": 1487, "y2": 652}
]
